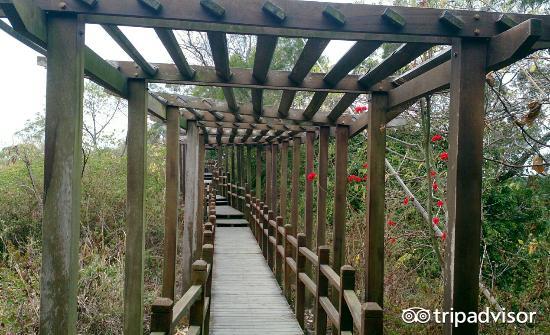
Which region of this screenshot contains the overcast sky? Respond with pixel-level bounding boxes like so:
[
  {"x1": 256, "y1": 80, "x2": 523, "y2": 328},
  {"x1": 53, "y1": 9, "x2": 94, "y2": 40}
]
[{"x1": 0, "y1": 0, "x2": 390, "y2": 148}]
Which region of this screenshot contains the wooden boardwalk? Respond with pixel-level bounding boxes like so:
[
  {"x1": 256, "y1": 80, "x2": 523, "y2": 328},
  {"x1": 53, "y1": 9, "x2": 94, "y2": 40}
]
[{"x1": 210, "y1": 226, "x2": 303, "y2": 335}]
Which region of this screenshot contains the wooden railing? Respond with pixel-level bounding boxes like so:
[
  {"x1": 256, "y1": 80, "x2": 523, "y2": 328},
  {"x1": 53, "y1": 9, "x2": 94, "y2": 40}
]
[
  {"x1": 150, "y1": 188, "x2": 217, "y2": 335},
  {"x1": 240, "y1": 190, "x2": 383, "y2": 335}
]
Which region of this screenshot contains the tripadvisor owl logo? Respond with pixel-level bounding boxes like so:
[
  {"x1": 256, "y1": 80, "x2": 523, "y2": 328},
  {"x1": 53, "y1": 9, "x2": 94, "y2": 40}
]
[{"x1": 401, "y1": 307, "x2": 537, "y2": 327}]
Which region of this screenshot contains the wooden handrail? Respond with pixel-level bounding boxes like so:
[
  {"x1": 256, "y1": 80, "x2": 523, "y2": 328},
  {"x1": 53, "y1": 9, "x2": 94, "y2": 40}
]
[
  {"x1": 237, "y1": 179, "x2": 384, "y2": 335},
  {"x1": 171, "y1": 285, "x2": 202, "y2": 327}
]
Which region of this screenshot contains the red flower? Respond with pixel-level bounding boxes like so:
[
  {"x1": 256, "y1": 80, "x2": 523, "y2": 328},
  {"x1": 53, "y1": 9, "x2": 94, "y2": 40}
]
[
  {"x1": 441, "y1": 232, "x2": 447, "y2": 241},
  {"x1": 389, "y1": 237, "x2": 397, "y2": 244},
  {"x1": 439, "y1": 152, "x2": 449, "y2": 161},
  {"x1": 431, "y1": 134, "x2": 443, "y2": 142},
  {"x1": 436, "y1": 200, "x2": 444, "y2": 208},
  {"x1": 306, "y1": 172, "x2": 317, "y2": 182},
  {"x1": 432, "y1": 217, "x2": 440, "y2": 225},
  {"x1": 387, "y1": 220, "x2": 397, "y2": 227},
  {"x1": 362, "y1": 175, "x2": 368, "y2": 181},
  {"x1": 430, "y1": 170, "x2": 437, "y2": 177},
  {"x1": 403, "y1": 197, "x2": 409, "y2": 205},
  {"x1": 354, "y1": 106, "x2": 368, "y2": 113},
  {"x1": 348, "y1": 174, "x2": 362, "y2": 183},
  {"x1": 362, "y1": 163, "x2": 369, "y2": 169},
  {"x1": 432, "y1": 181, "x2": 439, "y2": 192}
]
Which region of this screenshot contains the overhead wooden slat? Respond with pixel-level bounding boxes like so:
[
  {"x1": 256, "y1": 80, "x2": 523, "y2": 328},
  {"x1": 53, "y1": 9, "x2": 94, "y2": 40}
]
[
  {"x1": 327, "y1": 93, "x2": 360, "y2": 122},
  {"x1": 324, "y1": 41, "x2": 381, "y2": 86},
  {"x1": 278, "y1": 38, "x2": 330, "y2": 117},
  {"x1": 154, "y1": 28, "x2": 195, "y2": 79},
  {"x1": 289, "y1": 38, "x2": 330, "y2": 84},
  {"x1": 277, "y1": 91, "x2": 297, "y2": 118},
  {"x1": 251, "y1": 35, "x2": 278, "y2": 117},
  {"x1": 392, "y1": 48, "x2": 451, "y2": 86},
  {"x1": 358, "y1": 43, "x2": 432, "y2": 88},
  {"x1": 207, "y1": 31, "x2": 239, "y2": 113},
  {"x1": 254, "y1": 35, "x2": 279, "y2": 83},
  {"x1": 302, "y1": 92, "x2": 329, "y2": 120},
  {"x1": 102, "y1": 25, "x2": 158, "y2": 77}
]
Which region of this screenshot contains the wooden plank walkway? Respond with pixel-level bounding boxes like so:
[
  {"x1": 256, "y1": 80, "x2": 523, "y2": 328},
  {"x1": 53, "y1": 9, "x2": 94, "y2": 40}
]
[{"x1": 210, "y1": 226, "x2": 303, "y2": 335}]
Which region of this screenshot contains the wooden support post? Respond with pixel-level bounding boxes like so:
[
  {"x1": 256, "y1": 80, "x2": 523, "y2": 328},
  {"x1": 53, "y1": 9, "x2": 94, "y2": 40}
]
[
  {"x1": 317, "y1": 126, "x2": 329, "y2": 246},
  {"x1": 443, "y1": 39, "x2": 487, "y2": 335},
  {"x1": 267, "y1": 210, "x2": 275, "y2": 271},
  {"x1": 183, "y1": 121, "x2": 200, "y2": 292},
  {"x1": 261, "y1": 204, "x2": 268, "y2": 259},
  {"x1": 196, "y1": 134, "x2": 206, "y2": 260},
  {"x1": 295, "y1": 233, "x2": 306, "y2": 329},
  {"x1": 305, "y1": 131, "x2": 315, "y2": 249},
  {"x1": 162, "y1": 106, "x2": 180, "y2": 301},
  {"x1": 246, "y1": 145, "x2": 253, "y2": 193},
  {"x1": 180, "y1": 143, "x2": 186, "y2": 203},
  {"x1": 271, "y1": 143, "x2": 278, "y2": 214},
  {"x1": 290, "y1": 137, "x2": 301, "y2": 236},
  {"x1": 202, "y1": 244, "x2": 214, "y2": 335},
  {"x1": 124, "y1": 79, "x2": 148, "y2": 335},
  {"x1": 265, "y1": 145, "x2": 273, "y2": 207},
  {"x1": 360, "y1": 303, "x2": 384, "y2": 335},
  {"x1": 283, "y1": 223, "x2": 293, "y2": 300},
  {"x1": 230, "y1": 145, "x2": 235, "y2": 206},
  {"x1": 315, "y1": 247, "x2": 330, "y2": 335},
  {"x1": 340, "y1": 266, "x2": 355, "y2": 334},
  {"x1": 280, "y1": 141, "x2": 289, "y2": 219},
  {"x1": 332, "y1": 125, "x2": 349, "y2": 284},
  {"x1": 189, "y1": 260, "x2": 208, "y2": 332},
  {"x1": 40, "y1": 14, "x2": 84, "y2": 335},
  {"x1": 364, "y1": 93, "x2": 387, "y2": 307},
  {"x1": 275, "y1": 216, "x2": 284, "y2": 284},
  {"x1": 256, "y1": 145, "x2": 262, "y2": 199},
  {"x1": 150, "y1": 298, "x2": 173, "y2": 333}
]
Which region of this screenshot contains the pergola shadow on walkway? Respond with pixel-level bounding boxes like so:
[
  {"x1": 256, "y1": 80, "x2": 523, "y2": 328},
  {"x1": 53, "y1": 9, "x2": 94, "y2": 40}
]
[{"x1": 1, "y1": 0, "x2": 548, "y2": 334}]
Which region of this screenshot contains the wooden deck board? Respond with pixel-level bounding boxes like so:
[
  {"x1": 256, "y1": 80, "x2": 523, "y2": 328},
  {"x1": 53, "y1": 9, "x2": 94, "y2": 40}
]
[
  {"x1": 215, "y1": 205, "x2": 245, "y2": 218},
  {"x1": 210, "y1": 226, "x2": 303, "y2": 335}
]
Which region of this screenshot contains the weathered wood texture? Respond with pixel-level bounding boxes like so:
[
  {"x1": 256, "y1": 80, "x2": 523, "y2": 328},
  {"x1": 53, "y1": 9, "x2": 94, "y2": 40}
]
[
  {"x1": 183, "y1": 121, "x2": 200, "y2": 292},
  {"x1": 34, "y1": 1, "x2": 550, "y2": 42},
  {"x1": 210, "y1": 227, "x2": 302, "y2": 335},
  {"x1": 290, "y1": 137, "x2": 301, "y2": 236},
  {"x1": 332, "y1": 126, "x2": 349, "y2": 279},
  {"x1": 279, "y1": 141, "x2": 289, "y2": 219},
  {"x1": 40, "y1": 14, "x2": 84, "y2": 335},
  {"x1": 316, "y1": 126, "x2": 329, "y2": 246},
  {"x1": 364, "y1": 93, "x2": 388, "y2": 307},
  {"x1": 124, "y1": 79, "x2": 148, "y2": 335},
  {"x1": 305, "y1": 131, "x2": 315, "y2": 249},
  {"x1": 162, "y1": 107, "x2": 179, "y2": 300},
  {"x1": 443, "y1": 39, "x2": 487, "y2": 335}
]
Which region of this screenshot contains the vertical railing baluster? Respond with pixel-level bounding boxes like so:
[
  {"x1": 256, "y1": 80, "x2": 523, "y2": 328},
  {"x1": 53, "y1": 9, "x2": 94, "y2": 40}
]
[{"x1": 295, "y1": 233, "x2": 306, "y2": 328}]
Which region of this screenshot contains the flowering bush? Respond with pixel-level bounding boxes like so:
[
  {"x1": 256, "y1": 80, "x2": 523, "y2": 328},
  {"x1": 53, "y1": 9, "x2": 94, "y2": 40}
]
[
  {"x1": 439, "y1": 151, "x2": 449, "y2": 161},
  {"x1": 306, "y1": 172, "x2": 317, "y2": 182}
]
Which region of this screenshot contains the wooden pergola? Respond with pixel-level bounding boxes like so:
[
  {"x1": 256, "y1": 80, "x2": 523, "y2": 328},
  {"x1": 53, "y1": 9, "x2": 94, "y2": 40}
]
[{"x1": 1, "y1": 0, "x2": 548, "y2": 334}]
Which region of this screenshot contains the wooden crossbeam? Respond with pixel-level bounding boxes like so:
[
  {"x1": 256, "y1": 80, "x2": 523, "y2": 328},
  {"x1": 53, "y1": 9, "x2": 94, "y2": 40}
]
[
  {"x1": 156, "y1": 93, "x2": 354, "y2": 125},
  {"x1": 1, "y1": 0, "x2": 128, "y2": 97},
  {"x1": 387, "y1": 18, "x2": 544, "y2": 114},
  {"x1": 155, "y1": 28, "x2": 195, "y2": 79},
  {"x1": 102, "y1": 25, "x2": 158, "y2": 77},
  {"x1": 358, "y1": 43, "x2": 432, "y2": 88},
  {"x1": 487, "y1": 18, "x2": 542, "y2": 70},
  {"x1": 31, "y1": 1, "x2": 550, "y2": 43},
  {"x1": 116, "y1": 60, "x2": 371, "y2": 93}
]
